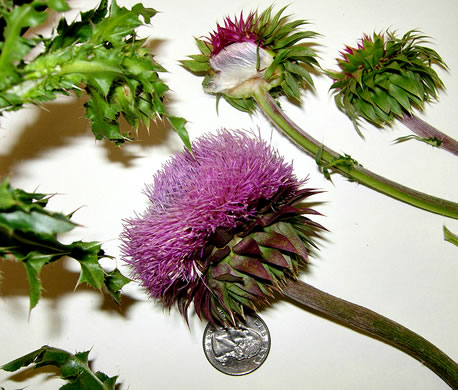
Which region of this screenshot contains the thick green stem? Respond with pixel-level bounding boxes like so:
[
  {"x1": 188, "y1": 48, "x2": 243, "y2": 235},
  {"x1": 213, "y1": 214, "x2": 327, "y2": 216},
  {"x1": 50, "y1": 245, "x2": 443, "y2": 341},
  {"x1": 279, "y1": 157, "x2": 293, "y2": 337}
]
[
  {"x1": 253, "y1": 91, "x2": 458, "y2": 219},
  {"x1": 58, "y1": 60, "x2": 124, "y2": 76},
  {"x1": 282, "y1": 279, "x2": 458, "y2": 388}
]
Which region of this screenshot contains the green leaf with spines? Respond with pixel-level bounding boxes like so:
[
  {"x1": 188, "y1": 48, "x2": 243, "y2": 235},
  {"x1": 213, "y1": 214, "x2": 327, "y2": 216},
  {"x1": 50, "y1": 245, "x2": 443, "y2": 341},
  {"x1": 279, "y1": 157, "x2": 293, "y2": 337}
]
[
  {"x1": 0, "y1": 180, "x2": 131, "y2": 308},
  {"x1": 23, "y1": 252, "x2": 56, "y2": 308},
  {"x1": 1, "y1": 345, "x2": 121, "y2": 389},
  {"x1": 358, "y1": 99, "x2": 379, "y2": 123},
  {"x1": 372, "y1": 104, "x2": 392, "y2": 123},
  {"x1": 223, "y1": 95, "x2": 256, "y2": 113},
  {"x1": 0, "y1": 0, "x2": 190, "y2": 149},
  {"x1": 104, "y1": 268, "x2": 133, "y2": 303},
  {"x1": 261, "y1": 5, "x2": 288, "y2": 41}
]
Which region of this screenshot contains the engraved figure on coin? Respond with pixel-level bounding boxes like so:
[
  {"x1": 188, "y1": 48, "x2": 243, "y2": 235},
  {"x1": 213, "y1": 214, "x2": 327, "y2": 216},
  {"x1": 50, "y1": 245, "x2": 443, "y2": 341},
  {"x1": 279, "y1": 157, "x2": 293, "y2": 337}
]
[{"x1": 211, "y1": 327, "x2": 262, "y2": 364}]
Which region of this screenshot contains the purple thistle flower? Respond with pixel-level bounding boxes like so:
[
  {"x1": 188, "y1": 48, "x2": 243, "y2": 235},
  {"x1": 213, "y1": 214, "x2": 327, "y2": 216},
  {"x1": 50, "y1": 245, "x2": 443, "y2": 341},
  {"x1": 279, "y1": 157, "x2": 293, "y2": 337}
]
[{"x1": 121, "y1": 129, "x2": 323, "y2": 325}]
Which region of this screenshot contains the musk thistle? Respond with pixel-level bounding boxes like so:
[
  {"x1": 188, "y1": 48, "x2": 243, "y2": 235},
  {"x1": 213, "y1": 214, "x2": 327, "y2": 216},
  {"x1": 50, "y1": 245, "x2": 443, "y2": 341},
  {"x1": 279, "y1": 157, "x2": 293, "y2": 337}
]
[
  {"x1": 328, "y1": 30, "x2": 458, "y2": 155},
  {"x1": 121, "y1": 129, "x2": 324, "y2": 325},
  {"x1": 120, "y1": 130, "x2": 457, "y2": 387},
  {"x1": 182, "y1": 6, "x2": 458, "y2": 219}
]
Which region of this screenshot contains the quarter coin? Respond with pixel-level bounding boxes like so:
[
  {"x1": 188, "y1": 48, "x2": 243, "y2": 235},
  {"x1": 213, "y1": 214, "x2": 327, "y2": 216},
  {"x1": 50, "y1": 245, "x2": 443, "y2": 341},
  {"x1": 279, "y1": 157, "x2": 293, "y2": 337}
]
[{"x1": 202, "y1": 313, "x2": 271, "y2": 375}]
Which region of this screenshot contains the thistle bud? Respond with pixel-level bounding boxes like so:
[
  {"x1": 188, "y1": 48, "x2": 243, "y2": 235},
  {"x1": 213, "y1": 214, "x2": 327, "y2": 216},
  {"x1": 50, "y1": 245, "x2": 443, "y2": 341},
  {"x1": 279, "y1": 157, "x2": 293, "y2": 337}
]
[
  {"x1": 182, "y1": 6, "x2": 320, "y2": 112},
  {"x1": 327, "y1": 30, "x2": 447, "y2": 136}
]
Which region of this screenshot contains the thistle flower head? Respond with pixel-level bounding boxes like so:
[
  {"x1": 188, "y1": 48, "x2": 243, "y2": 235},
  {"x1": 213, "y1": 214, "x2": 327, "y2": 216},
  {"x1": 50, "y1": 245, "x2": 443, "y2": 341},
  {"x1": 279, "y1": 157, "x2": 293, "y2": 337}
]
[
  {"x1": 181, "y1": 6, "x2": 320, "y2": 113},
  {"x1": 121, "y1": 129, "x2": 324, "y2": 325},
  {"x1": 327, "y1": 30, "x2": 448, "y2": 136}
]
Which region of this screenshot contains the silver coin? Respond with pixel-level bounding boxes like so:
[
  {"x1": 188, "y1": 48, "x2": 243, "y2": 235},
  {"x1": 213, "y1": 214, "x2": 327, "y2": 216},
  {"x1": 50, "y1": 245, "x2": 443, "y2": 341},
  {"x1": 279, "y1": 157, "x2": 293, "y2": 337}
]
[{"x1": 202, "y1": 313, "x2": 271, "y2": 376}]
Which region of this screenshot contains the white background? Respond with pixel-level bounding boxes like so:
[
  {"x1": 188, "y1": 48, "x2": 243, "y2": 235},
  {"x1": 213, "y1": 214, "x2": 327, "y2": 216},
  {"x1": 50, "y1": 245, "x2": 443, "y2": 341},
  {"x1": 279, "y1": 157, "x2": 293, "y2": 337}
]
[{"x1": 0, "y1": 0, "x2": 457, "y2": 389}]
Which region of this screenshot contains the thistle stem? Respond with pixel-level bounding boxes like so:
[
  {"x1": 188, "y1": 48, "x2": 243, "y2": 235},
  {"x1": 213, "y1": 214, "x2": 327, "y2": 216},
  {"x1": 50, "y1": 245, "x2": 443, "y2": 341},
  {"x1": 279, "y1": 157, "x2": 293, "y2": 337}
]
[
  {"x1": 282, "y1": 279, "x2": 458, "y2": 388},
  {"x1": 400, "y1": 113, "x2": 458, "y2": 156},
  {"x1": 253, "y1": 90, "x2": 458, "y2": 219}
]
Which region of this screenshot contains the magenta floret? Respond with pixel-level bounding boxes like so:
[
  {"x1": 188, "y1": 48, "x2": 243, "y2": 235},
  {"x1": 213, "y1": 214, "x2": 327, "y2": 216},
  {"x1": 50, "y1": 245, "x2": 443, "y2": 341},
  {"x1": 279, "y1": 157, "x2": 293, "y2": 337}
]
[{"x1": 208, "y1": 12, "x2": 260, "y2": 56}]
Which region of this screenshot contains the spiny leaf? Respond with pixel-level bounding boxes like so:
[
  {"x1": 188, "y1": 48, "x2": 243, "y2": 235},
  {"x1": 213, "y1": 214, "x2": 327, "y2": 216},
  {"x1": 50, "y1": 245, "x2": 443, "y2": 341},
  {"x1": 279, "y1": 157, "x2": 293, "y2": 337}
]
[
  {"x1": 0, "y1": 1, "x2": 190, "y2": 149},
  {"x1": 1, "y1": 345, "x2": 120, "y2": 390},
  {"x1": 23, "y1": 253, "x2": 56, "y2": 308},
  {"x1": 77, "y1": 250, "x2": 105, "y2": 290},
  {"x1": 0, "y1": 180, "x2": 130, "y2": 309},
  {"x1": 390, "y1": 73, "x2": 423, "y2": 98},
  {"x1": 104, "y1": 268, "x2": 132, "y2": 303}
]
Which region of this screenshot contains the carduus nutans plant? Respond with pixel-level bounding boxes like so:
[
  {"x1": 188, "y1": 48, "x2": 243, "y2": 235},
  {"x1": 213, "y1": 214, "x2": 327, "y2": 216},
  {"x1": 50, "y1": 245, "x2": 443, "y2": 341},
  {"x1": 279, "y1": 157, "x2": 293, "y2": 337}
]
[{"x1": 121, "y1": 129, "x2": 324, "y2": 326}]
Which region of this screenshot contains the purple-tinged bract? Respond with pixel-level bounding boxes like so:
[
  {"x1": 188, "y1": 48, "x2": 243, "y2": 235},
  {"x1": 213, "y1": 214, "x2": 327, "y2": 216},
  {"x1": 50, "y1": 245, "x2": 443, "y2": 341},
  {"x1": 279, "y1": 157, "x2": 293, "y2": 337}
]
[{"x1": 121, "y1": 129, "x2": 324, "y2": 325}]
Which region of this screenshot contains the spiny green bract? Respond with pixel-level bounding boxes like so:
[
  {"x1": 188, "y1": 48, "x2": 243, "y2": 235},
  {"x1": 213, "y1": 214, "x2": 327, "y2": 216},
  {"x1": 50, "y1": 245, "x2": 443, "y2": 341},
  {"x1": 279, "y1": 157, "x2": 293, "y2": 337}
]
[
  {"x1": 328, "y1": 30, "x2": 447, "y2": 136},
  {"x1": 0, "y1": 179, "x2": 130, "y2": 308},
  {"x1": 181, "y1": 5, "x2": 320, "y2": 113},
  {"x1": 0, "y1": 0, "x2": 190, "y2": 149}
]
